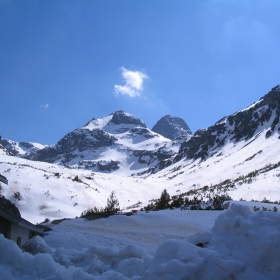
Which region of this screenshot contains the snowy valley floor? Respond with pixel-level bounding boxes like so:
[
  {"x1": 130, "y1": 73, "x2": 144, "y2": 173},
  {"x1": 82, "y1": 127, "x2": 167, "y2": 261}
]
[
  {"x1": 44, "y1": 208, "x2": 222, "y2": 255},
  {"x1": 1, "y1": 202, "x2": 280, "y2": 279}
]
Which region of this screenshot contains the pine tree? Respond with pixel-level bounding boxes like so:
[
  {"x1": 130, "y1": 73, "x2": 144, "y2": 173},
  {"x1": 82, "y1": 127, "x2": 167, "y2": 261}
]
[
  {"x1": 104, "y1": 191, "x2": 120, "y2": 214},
  {"x1": 156, "y1": 189, "x2": 171, "y2": 210}
]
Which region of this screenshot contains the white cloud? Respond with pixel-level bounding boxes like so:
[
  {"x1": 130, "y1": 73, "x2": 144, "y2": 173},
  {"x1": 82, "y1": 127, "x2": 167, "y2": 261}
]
[
  {"x1": 40, "y1": 104, "x2": 49, "y2": 108},
  {"x1": 114, "y1": 85, "x2": 140, "y2": 97},
  {"x1": 114, "y1": 67, "x2": 148, "y2": 97}
]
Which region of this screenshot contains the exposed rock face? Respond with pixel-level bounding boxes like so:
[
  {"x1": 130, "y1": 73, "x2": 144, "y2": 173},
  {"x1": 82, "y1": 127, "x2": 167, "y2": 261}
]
[
  {"x1": 109, "y1": 110, "x2": 146, "y2": 127},
  {"x1": 153, "y1": 85, "x2": 280, "y2": 172},
  {"x1": 26, "y1": 129, "x2": 117, "y2": 163},
  {"x1": 97, "y1": 160, "x2": 120, "y2": 172},
  {"x1": 152, "y1": 115, "x2": 192, "y2": 140}
]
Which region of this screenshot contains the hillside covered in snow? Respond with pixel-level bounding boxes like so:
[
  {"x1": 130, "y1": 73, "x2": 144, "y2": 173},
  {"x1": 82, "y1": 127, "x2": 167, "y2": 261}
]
[
  {"x1": 0, "y1": 86, "x2": 280, "y2": 223},
  {"x1": 1, "y1": 85, "x2": 280, "y2": 279}
]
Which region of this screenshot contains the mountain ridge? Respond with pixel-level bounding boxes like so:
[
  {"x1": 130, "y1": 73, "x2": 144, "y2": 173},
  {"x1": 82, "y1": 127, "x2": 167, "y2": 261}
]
[
  {"x1": 151, "y1": 85, "x2": 280, "y2": 173},
  {"x1": 2, "y1": 85, "x2": 280, "y2": 177}
]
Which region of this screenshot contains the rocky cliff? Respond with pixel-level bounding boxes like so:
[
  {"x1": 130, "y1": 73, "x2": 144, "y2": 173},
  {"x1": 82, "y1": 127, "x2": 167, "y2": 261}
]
[{"x1": 152, "y1": 115, "x2": 192, "y2": 140}]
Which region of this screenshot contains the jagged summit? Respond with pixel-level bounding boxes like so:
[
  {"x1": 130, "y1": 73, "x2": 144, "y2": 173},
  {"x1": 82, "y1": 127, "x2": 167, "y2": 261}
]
[
  {"x1": 109, "y1": 110, "x2": 146, "y2": 127},
  {"x1": 152, "y1": 115, "x2": 192, "y2": 140},
  {"x1": 83, "y1": 110, "x2": 146, "y2": 134}
]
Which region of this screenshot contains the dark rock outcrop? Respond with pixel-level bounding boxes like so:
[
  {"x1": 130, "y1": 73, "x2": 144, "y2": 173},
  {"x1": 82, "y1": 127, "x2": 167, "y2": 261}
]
[
  {"x1": 109, "y1": 110, "x2": 146, "y2": 127},
  {"x1": 152, "y1": 115, "x2": 192, "y2": 140},
  {"x1": 25, "y1": 129, "x2": 117, "y2": 163},
  {"x1": 97, "y1": 160, "x2": 120, "y2": 172}
]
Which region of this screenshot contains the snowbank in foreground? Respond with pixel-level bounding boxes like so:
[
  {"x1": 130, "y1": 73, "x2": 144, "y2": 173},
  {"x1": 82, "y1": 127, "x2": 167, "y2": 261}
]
[
  {"x1": 145, "y1": 204, "x2": 280, "y2": 279},
  {"x1": 1, "y1": 204, "x2": 280, "y2": 279}
]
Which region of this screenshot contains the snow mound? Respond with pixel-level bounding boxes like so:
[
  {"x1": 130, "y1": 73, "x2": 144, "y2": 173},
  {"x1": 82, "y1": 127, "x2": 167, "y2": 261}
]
[
  {"x1": 1, "y1": 204, "x2": 280, "y2": 279},
  {"x1": 21, "y1": 236, "x2": 51, "y2": 255},
  {"x1": 144, "y1": 203, "x2": 280, "y2": 279}
]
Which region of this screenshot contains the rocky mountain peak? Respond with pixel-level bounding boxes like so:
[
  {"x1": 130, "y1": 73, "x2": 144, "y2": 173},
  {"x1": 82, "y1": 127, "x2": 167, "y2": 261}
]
[
  {"x1": 108, "y1": 110, "x2": 146, "y2": 127},
  {"x1": 152, "y1": 115, "x2": 192, "y2": 140},
  {"x1": 260, "y1": 85, "x2": 280, "y2": 105}
]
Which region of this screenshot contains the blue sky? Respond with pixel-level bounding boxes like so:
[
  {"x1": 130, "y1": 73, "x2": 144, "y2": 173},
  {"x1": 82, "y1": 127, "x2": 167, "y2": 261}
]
[{"x1": 1, "y1": 0, "x2": 280, "y2": 144}]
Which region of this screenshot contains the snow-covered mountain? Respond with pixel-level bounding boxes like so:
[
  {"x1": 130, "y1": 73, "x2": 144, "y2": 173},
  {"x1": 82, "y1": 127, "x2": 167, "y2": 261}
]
[
  {"x1": 1, "y1": 138, "x2": 46, "y2": 157},
  {"x1": 152, "y1": 85, "x2": 280, "y2": 172},
  {"x1": 22, "y1": 110, "x2": 178, "y2": 174},
  {"x1": 152, "y1": 115, "x2": 192, "y2": 140},
  {"x1": 16, "y1": 85, "x2": 280, "y2": 177},
  {"x1": 1, "y1": 85, "x2": 280, "y2": 224}
]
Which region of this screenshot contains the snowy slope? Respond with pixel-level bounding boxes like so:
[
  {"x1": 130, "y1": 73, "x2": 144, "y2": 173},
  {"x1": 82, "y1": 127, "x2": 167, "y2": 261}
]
[
  {"x1": 147, "y1": 128, "x2": 280, "y2": 202},
  {"x1": 1, "y1": 127, "x2": 280, "y2": 224},
  {"x1": 0, "y1": 145, "x2": 174, "y2": 223},
  {"x1": 145, "y1": 85, "x2": 280, "y2": 201}
]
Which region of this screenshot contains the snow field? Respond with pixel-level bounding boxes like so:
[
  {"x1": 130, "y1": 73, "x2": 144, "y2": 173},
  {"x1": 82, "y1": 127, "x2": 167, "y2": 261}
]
[{"x1": 1, "y1": 203, "x2": 280, "y2": 279}]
